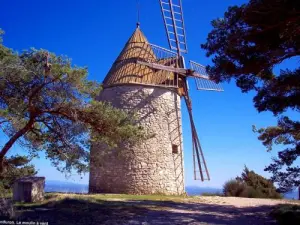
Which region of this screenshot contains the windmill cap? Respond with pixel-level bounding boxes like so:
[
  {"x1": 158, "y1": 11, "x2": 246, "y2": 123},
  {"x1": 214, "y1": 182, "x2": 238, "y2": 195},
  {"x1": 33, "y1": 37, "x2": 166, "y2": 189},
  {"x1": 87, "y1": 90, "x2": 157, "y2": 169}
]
[{"x1": 102, "y1": 27, "x2": 155, "y2": 86}]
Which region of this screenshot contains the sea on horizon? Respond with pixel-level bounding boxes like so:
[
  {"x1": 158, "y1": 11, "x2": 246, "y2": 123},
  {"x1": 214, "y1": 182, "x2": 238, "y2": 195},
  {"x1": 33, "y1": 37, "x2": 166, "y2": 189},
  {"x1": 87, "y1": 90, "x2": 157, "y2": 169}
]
[{"x1": 45, "y1": 180, "x2": 299, "y2": 200}]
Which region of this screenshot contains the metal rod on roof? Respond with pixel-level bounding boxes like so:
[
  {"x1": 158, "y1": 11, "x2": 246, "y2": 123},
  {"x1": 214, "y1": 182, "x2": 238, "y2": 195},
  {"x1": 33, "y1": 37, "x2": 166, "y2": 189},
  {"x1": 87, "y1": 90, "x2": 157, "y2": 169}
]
[{"x1": 136, "y1": 0, "x2": 141, "y2": 28}]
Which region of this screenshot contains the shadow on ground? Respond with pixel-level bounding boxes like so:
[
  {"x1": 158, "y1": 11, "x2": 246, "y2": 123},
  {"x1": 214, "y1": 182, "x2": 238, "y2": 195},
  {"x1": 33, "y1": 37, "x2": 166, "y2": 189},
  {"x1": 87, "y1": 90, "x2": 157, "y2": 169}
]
[{"x1": 12, "y1": 198, "x2": 277, "y2": 225}]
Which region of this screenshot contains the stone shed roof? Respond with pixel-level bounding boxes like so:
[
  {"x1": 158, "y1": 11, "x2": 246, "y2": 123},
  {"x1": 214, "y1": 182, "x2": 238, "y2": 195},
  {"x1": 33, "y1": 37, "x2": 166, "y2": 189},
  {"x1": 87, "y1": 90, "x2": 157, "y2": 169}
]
[{"x1": 16, "y1": 176, "x2": 45, "y2": 183}]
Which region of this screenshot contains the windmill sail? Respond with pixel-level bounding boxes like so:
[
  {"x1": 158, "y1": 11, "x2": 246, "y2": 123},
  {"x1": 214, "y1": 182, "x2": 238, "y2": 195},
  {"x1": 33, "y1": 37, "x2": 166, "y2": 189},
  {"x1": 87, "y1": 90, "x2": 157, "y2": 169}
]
[
  {"x1": 184, "y1": 92, "x2": 210, "y2": 181},
  {"x1": 158, "y1": 0, "x2": 223, "y2": 182},
  {"x1": 159, "y1": 0, "x2": 188, "y2": 54},
  {"x1": 190, "y1": 61, "x2": 224, "y2": 92}
]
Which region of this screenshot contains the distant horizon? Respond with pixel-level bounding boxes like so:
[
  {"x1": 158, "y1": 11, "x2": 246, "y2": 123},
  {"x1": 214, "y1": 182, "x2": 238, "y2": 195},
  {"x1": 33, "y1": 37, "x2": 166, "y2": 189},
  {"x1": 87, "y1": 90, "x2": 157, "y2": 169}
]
[
  {"x1": 45, "y1": 179, "x2": 223, "y2": 189},
  {"x1": 45, "y1": 179, "x2": 299, "y2": 193},
  {"x1": 44, "y1": 179, "x2": 299, "y2": 200}
]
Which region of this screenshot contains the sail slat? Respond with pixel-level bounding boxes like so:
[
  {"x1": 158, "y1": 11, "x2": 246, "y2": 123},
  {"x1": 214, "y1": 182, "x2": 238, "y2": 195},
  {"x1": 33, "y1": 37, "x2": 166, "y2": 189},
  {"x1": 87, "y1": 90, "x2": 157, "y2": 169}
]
[{"x1": 190, "y1": 61, "x2": 224, "y2": 92}]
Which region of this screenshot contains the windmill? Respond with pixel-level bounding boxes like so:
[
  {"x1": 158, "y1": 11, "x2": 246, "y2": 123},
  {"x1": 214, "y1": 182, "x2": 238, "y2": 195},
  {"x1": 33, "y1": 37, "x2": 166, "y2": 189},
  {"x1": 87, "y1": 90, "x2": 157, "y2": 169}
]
[
  {"x1": 135, "y1": 0, "x2": 223, "y2": 181},
  {"x1": 89, "y1": 0, "x2": 223, "y2": 195}
]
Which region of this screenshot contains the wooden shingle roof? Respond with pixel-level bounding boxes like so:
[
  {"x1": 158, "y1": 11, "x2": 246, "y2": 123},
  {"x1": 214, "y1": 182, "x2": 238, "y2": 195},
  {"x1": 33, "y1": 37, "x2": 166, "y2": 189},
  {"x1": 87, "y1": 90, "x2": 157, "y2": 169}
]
[{"x1": 103, "y1": 27, "x2": 178, "y2": 88}]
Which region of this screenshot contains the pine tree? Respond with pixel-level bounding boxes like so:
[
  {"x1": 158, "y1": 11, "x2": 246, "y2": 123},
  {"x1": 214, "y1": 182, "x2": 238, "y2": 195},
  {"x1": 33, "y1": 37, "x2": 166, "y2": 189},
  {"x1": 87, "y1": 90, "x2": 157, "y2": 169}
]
[
  {"x1": 202, "y1": 0, "x2": 299, "y2": 193},
  {"x1": 0, "y1": 155, "x2": 36, "y2": 191},
  {"x1": 0, "y1": 29, "x2": 144, "y2": 175}
]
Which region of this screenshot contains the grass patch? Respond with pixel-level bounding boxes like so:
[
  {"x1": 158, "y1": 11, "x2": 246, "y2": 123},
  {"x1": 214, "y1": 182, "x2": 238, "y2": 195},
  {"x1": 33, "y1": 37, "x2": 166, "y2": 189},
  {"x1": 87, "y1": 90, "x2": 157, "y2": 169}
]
[
  {"x1": 270, "y1": 204, "x2": 300, "y2": 225},
  {"x1": 14, "y1": 192, "x2": 190, "y2": 208},
  {"x1": 201, "y1": 192, "x2": 223, "y2": 197}
]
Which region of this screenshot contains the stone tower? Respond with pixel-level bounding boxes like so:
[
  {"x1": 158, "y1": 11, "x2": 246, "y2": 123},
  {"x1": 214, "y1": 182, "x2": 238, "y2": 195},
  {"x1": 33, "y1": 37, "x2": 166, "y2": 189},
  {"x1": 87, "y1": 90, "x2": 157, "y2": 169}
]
[{"x1": 89, "y1": 26, "x2": 185, "y2": 195}]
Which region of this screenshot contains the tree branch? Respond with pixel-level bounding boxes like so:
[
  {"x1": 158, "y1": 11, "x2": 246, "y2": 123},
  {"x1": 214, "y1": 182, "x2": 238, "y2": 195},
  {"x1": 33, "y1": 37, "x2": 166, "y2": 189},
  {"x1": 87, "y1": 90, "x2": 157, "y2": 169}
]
[{"x1": 0, "y1": 117, "x2": 35, "y2": 174}]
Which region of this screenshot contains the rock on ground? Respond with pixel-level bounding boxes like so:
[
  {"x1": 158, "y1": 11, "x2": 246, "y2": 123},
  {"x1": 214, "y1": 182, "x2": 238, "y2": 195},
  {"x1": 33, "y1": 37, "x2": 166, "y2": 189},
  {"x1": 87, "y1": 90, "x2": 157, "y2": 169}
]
[{"x1": 0, "y1": 198, "x2": 14, "y2": 219}]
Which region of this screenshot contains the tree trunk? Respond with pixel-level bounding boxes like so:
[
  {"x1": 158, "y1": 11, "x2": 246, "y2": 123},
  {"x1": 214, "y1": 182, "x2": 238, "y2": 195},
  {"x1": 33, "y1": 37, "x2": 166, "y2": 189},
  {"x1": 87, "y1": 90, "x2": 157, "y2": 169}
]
[{"x1": 0, "y1": 119, "x2": 35, "y2": 174}]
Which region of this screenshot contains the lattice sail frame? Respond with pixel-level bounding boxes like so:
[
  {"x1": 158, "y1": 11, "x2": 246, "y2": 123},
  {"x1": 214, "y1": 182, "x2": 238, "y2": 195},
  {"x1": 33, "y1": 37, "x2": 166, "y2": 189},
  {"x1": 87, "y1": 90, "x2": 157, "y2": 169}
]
[
  {"x1": 157, "y1": 0, "x2": 224, "y2": 182},
  {"x1": 159, "y1": 0, "x2": 188, "y2": 54},
  {"x1": 150, "y1": 43, "x2": 178, "y2": 64},
  {"x1": 190, "y1": 61, "x2": 224, "y2": 92}
]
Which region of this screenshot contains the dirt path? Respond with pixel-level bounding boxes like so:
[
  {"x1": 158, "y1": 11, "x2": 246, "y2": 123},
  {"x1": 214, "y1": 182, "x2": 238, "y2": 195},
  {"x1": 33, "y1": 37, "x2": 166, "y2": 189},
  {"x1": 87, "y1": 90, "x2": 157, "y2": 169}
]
[
  {"x1": 13, "y1": 195, "x2": 300, "y2": 225},
  {"x1": 113, "y1": 197, "x2": 297, "y2": 225}
]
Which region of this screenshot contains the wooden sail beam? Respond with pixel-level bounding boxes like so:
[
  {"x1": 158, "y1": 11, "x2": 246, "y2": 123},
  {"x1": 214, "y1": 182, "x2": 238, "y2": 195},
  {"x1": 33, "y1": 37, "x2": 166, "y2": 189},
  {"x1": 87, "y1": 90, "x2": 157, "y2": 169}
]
[
  {"x1": 135, "y1": 60, "x2": 210, "y2": 80},
  {"x1": 182, "y1": 79, "x2": 210, "y2": 181}
]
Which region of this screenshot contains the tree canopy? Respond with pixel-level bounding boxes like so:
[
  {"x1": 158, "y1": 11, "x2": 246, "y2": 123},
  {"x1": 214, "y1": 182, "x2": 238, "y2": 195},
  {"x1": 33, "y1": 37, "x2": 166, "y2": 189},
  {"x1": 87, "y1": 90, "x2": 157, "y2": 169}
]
[
  {"x1": 202, "y1": 0, "x2": 299, "y2": 192},
  {"x1": 0, "y1": 29, "x2": 143, "y2": 175}
]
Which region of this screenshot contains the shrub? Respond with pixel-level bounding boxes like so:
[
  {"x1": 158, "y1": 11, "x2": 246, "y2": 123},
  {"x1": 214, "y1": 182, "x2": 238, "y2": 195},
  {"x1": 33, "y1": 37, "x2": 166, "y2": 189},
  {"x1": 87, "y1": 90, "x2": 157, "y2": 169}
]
[
  {"x1": 237, "y1": 166, "x2": 281, "y2": 199},
  {"x1": 223, "y1": 179, "x2": 247, "y2": 197},
  {"x1": 270, "y1": 204, "x2": 300, "y2": 225},
  {"x1": 241, "y1": 186, "x2": 265, "y2": 198},
  {"x1": 223, "y1": 166, "x2": 282, "y2": 199}
]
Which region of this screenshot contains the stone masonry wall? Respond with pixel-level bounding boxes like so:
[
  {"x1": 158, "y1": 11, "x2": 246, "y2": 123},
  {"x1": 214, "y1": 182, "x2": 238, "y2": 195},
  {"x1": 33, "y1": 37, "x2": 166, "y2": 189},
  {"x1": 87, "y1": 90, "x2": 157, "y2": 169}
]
[{"x1": 89, "y1": 85, "x2": 185, "y2": 195}]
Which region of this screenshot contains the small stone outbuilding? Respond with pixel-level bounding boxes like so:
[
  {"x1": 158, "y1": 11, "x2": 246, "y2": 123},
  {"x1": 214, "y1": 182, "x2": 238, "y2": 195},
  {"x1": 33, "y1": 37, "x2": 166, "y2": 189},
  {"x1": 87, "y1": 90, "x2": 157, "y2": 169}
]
[{"x1": 13, "y1": 177, "x2": 45, "y2": 203}]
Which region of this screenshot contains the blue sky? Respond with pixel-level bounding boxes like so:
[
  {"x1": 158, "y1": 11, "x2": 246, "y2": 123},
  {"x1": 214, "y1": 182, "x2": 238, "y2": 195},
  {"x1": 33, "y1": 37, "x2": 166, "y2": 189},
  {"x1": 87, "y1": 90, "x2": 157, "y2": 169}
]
[{"x1": 1, "y1": 0, "x2": 298, "y2": 188}]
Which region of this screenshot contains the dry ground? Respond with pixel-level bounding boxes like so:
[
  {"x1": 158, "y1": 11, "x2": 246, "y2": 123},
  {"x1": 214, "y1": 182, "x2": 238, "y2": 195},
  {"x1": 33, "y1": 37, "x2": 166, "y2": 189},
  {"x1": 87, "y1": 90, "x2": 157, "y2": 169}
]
[{"x1": 7, "y1": 193, "x2": 300, "y2": 225}]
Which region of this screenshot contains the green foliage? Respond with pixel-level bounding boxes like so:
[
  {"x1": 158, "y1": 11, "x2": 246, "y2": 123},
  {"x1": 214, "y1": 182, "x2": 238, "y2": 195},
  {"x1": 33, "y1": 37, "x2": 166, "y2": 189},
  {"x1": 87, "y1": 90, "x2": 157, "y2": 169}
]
[
  {"x1": 0, "y1": 155, "x2": 37, "y2": 191},
  {"x1": 223, "y1": 167, "x2": 282, "y2": 198},
  {"x1": 201, "y1": 0, "x2": 299, "y2": 92},
  {"x1": 0, "y1": 29, "x2": 144, "y2": 175},
  {"x1": 271, "y1": 204, "x2": 300, "y2": 225},
  {"x1": 223, "y1": 179, "x2": 248, "y2": 197},
  {"x1": 254, "y1": 117, "x2": 300, "y2": 192},
  {"x1": 237, "y1": 166, "x2": 282, "y2": 198},
  {"x1": 202, "y1": 0, "x2": 300, "y2": 192},
  {"x1": 243, "y1": 186, "x2": 264, "y2": 198}
]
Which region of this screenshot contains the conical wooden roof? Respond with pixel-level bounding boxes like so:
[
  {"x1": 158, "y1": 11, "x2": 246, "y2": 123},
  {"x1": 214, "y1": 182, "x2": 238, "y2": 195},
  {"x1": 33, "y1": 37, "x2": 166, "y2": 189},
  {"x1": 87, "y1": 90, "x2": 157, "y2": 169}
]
[{"x1": 103, "y1": 27, "x2": 177, "y2": 87}]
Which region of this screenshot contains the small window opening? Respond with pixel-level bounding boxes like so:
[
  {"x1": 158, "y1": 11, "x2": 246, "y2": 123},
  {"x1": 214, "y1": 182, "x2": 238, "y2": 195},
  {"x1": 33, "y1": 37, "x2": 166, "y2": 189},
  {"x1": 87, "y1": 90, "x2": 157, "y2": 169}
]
[{"x1": 172, "y1": 144, "x2": 179, "y2": 154}]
